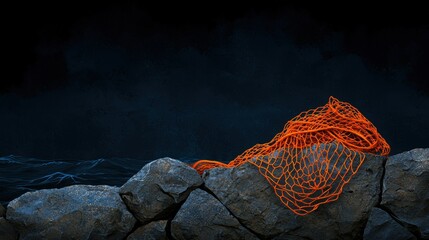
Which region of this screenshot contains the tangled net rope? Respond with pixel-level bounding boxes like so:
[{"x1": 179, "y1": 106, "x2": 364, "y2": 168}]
[{"x1": 191, "y1": 96, "x2": 390, "y2": 215}]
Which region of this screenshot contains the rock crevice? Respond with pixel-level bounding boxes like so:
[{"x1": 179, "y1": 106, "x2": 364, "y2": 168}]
[
  {"x1": 199, "y1": 184, "x2": 264, "y2": 239},
  {"x1": 377, "y1": 148, "x2": 429, "y2": 239}
]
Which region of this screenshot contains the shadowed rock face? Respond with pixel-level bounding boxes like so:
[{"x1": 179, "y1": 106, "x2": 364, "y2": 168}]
[
  {"x1": 6, "y1": 185, "x2": 136, "y2": 240},
  {"x1": 119, "y1": 157, "x2": 203, "y2": 224},
  {"x1": 0, "y1": 217, "x2": 18, "y2": 240},
  {"x1": 127, "y1": 220, "x2": 168, "y2": 240},
  {"x1": 203, "y1": 146, "x2": 386, "y2": 239},
  {"x1": 0, "y1": 204, "x2": 5, "y2": 217},
  {"x1": 363, "y1": 207, "x2": 416, "y2": 240},
  {"x1": 0, "y1": 204, "x2": 17, "y2": 239},
  {"x1": 381, "y1": 148, "x2": 429, "y2": 239},
  {"x1": 171, "y1": 189, "x2": 258, "y2": 240}
]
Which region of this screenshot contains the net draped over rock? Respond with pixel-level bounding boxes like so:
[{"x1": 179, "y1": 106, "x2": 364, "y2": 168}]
[{"x1": 191, "y1": 96, "x2": 390, "y2": 216}]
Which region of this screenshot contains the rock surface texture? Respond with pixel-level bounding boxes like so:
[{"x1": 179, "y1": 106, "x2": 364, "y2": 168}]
[
  {"x1": 6, "y1": 185, "x2": 136, "y2": 240},
  {"x1": 127, "y1": 220, "x2": 168, "y2": 240},
  {"x1": 3, "y1": 149, "x2": 428, "y2": 239},
  {"x1": 363, "y1": 207, "x2": 416, "y2": 240},
  {"x1": 119, "y1": 157, "x2": 203, "y2": 224},
  {"x1": 171, "y1": 189, "x2": 258, "y2": 240},
  {"x1": 380, "y1": 148, "x2": 429, "y2": 239},
  {"x1": 0, "y1": 217, "x2": 18, "y2": 240}
]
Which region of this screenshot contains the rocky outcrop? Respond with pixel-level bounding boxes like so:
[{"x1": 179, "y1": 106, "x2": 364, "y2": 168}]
[
  {"x1": 119, "y1": 157, "x2": 203, "y2": 224},
  {"x1": 203, "y1": 151, "x2": 385, "y2": 239},
  {"x1": 127, "y1": 220, "x2": 168, "y2": 240},
  {"x1": 363, "y1": 207, "x2": 416, "y2": 240},
  {"x1": 3, "y1": 148, "x2": 428, "y2": 239},
  {"x1": 6, "y1": 185, "x2": 136, "y2": 239},
  {"x1": 380, "y1": 148, "x2": 429, "y2": 239},
  {"x1": 171, "y1": 189, "x2": 258, "y2": 240}
]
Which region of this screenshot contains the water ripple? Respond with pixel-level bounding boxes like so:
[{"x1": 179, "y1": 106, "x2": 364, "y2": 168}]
[{"x1": 0, "y1": 155, "x2": 153, "y2": 206}]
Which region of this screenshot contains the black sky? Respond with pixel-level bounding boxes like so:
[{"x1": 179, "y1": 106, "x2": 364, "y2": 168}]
[{"x1": 1, "y1": 3, "x2": 428, "y2": 161}]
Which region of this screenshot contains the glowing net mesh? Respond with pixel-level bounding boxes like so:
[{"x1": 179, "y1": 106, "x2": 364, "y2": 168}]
[{"x1": 191, "y1": 96, "x2": 390, "y2": 215}]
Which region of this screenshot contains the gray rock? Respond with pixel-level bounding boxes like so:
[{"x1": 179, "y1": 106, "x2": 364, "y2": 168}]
[
  {"x1": 381, "y1": 148, "x2": 429, "y2": 239},
  {"x1": 0, "y1": 217, "x2": 18, "y2": 240},
  {"x1": 6, "y1": 185, "x2": 136, "y2": 240},
  {"x1": 204, "y1": 144, "x2": 385, "y2": 239},
  {"x1": 171, "y1": 189, "x2": 258, "y2": 240},
  {"x1": 120, "y1": 157, "x2": 203, "y2": 224},
  {"x1": 363, "y1": 207, "x2": 416, "y2": 240},
  {"x1": 0, "y1": 204, "x2": 5, "y2": 217},
  {"x1": 127, "y1": 220, "x2": 168, "y2": 240}
]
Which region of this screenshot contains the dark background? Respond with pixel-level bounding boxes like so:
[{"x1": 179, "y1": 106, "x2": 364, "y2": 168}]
[{"x1": 1, "y1": 2, "x2": 428, "y2": 161}]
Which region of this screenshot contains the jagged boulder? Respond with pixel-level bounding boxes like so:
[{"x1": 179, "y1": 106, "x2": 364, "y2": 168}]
[
  {"x1": 119, "y1": 157, "x2": 203, "y2": 224},
  {"x1": 127, "y1": 220, "x2": 168, "y2": 240},
  {"x1": 6, "y1": 185, "x2": 136, "y2": 239},
  {"x1": 203, "y1": 151, "x2": 385, "y2": 239},
  {"x1": 381, "y1": 148, "x2": 429, "y2": 239},
  {"x1": 363, "y1": 207, "x2": 416, "y2": 240},
  {"x1": 171, "y1": 189, "x2": 258, "y2": 240}
]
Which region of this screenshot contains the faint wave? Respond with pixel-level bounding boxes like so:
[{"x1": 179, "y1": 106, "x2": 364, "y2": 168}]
[{"x1": 1, "y1": 155, "x2": 191, "y2": 206}]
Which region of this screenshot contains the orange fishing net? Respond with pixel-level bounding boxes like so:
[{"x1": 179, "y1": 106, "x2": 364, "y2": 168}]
[{"x1": 191, "y1": 96, "x2": 390, "y2": 215}]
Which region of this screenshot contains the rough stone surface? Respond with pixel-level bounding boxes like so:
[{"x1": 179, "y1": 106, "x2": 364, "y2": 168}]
[
  {"x1": 363, "y1": 207, "x2": 416, "y2": 240},
  {"x1": 272, "y1": 234, "x2": 310, "y2": 240},
  {"x1": 171, "y1": 189, "x2": 258, "y2": 240},
  {"x1": 0, "y1": 217, "x2": 18, "y2": 240},
  {"x1": 120, "y1": 157, "x2": 203, "y2": 224},
  {"x1": 204, "y1": 150, "x2": 385, "y2": 239},
  {"x1": 127, "y1": 220, "x2": 168, "y2": 240},
  {"x1": 0, "y1": 204, "x2": 5, "y2": 217},
  {"x1": 6, "y1": 185, "x2": 136, "y2": 240},
  {"x1": 381, "y1": 148, "x2": 429, "y2": 239}
]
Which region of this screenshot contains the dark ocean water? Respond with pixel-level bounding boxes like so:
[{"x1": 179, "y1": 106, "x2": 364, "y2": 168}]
[{"x1": 0, "y1": 155, "x2": 195, "y2": 207}]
